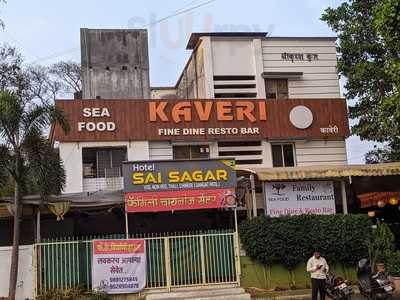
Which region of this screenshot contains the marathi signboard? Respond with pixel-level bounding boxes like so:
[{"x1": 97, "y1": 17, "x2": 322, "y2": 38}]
[
  {"x1": 123, "y1": 159, "x2": 237, "y2": 212},
  {"x1": 52, "y1": 98, "x2": 349, "y2": 142},
  {"x1": 92, "y1": 239, "x2": 146, "y2": 294},
  {"x1": 265, "y1": 181, "x2": 336, "y2": 217}
]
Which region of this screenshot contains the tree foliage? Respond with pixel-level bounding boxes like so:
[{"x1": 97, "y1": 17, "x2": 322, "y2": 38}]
[
  {"x1": 321, "y1": 0, "x2": 400, "y2": 162},
  {"x1": 239, "y1": 214, "x2": 372, "y2": 270},
  {"x1": 0, "y1": 43, "x2": 74, "y2": 300}
]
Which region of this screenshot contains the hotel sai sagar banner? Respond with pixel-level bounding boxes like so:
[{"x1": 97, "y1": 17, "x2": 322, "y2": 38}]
[
  {"x1": 265, "y1": 181, "x2": 336, "y2": 217},
  {"x1": 92, "y1": 239, "x2": 146, "y2": 294},
  {"x1": 122, "y1": 159, "x2": 236, "y2": 212}
]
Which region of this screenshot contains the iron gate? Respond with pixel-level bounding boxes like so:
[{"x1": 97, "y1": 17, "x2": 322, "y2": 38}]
[{"x1": 33, "y1": 231, "x2": 240, "y2": 295}]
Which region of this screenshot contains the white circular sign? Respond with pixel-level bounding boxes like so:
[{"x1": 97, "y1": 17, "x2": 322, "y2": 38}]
[{"x1": 289, "y1": 105, "x2": 313, "y2": 129}]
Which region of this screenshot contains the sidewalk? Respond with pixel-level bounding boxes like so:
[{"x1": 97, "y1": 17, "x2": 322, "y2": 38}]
[{"x1": 246, "y1": 286, "x2": 361, "y2": 300}]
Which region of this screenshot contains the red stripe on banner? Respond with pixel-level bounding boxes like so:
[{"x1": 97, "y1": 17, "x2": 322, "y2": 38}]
[
  {"x1": 93, "y1": 239, "x2": 145, "y2": 254},
  {"x1": 125, "y1": 188, "x2": 236, "y2": 213}
]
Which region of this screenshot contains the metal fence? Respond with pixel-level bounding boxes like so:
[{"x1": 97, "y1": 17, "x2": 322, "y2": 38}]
[{"x1": 34, "y1": 230, "x2": 240, "y2": 295}]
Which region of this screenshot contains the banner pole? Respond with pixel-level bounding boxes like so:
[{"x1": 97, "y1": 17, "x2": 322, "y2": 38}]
[
  {"x1": 234, "y1": 207, "x2": 238, "y2": 233},
  {"x1": 125, "y1": 210, "x2": 129, "y2": 239}
]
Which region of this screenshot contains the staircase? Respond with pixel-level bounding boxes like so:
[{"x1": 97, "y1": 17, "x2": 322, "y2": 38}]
[{"x1": 146, "y1": 284, "x2": 251, "y2": 300}]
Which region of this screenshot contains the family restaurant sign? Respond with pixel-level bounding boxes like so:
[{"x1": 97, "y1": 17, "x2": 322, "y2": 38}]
[
  {"x1": 264, "y1": 181, "x2": 336, "y2": 217},
  {"x1": 122, "y1": 159, "x2": 237, "y2": 212},
  {"x1": 52, "y1": 98, "x2": 349, "y2": 142}
]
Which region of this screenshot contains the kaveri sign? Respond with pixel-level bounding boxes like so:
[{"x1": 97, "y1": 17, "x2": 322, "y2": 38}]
[
  {"x1": 122, "y1": 159, "x2": 237, "y2": 212},
  {"x1": 52, "y1": 98, "x2": 350, "y2": 142}
]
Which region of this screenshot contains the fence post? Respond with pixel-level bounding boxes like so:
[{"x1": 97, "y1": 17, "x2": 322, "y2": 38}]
[
  {"x1": 33, "y1": 244, "x2": 38, "y2": 298},
  {"x1": 233, "y1": 208, "x2": 241, "y2": 285},
  {"x1": 199, "y1": 235, "x2": 207, "y2": 284},
  {"x1": 233, "y1": 232, "x2": 241, "y2": 285},
  {"x1": 164, "y1": 237, "x2": 172, "y2": 290}
]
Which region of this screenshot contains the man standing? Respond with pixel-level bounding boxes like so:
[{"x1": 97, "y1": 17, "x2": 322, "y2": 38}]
[{"x1": 307, "y1": 251, "x2": 329, "y2": 300}]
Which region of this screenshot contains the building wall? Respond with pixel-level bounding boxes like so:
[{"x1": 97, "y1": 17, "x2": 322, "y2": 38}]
[
  {"x1": 295, "y1": 140, "x2": 348, "y2": 166},
  {"x1": 81, "y1": 28, "x2": 150, "y2": 99},
  {"x1": 149, "y1": 141, "x2": 173, "y2": 160},
  {"x1": 211, "y1": 39, "x2": 255, "y2": 76},
  {"x1": 210, "y1": 38, "x2": 258, "y2": 99},
  {"x1": 262, "y1": 38, "x2": 341, "y2": 98},
  {"x1": 150, "y1": 88, "x2": 177, "y2": 99}
]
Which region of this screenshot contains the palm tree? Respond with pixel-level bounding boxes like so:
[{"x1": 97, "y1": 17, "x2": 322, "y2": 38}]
[{"x1": 0, "y1": 90, "x2": 69, "y2": 300}]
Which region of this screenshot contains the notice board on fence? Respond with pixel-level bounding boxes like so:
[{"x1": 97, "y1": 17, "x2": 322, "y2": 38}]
[
  {"x1": 122, "y1": 159, "x2": 237, "y2": 213},
  {"x1": 92, "y1": 239, "x2": 146, "y2": 294},
  {"x1": 265, "y1": 181, "x2": 336, "y2": 217}
]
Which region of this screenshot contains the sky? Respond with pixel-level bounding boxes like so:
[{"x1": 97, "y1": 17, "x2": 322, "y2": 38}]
[{"x1": 0, "y1": 0, "x2": 377, "y2": 163}]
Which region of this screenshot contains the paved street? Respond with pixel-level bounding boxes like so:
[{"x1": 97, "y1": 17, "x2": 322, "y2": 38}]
[{"x1": 252, "y1": 293, "x2": 400, "y2": 299}]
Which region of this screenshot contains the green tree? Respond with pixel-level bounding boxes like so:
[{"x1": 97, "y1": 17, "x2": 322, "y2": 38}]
[
  {"x1": 321, "y1": 0, "x2": 400, "y2": 162},
  {"x1": 0, "y1": 45, "x2": 69, "y2": 300}
]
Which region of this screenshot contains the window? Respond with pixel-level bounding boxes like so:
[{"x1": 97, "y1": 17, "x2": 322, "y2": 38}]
[
  {"x1": 82, "y1": 147, "x2": 127, "y2": 178},
  {"x1": 265, "y1": 79, "x2": 288, "y2": 99},
  {"x1": 173, "y1": 145, "x2": 210, "y2": 160},
  {"x1": 271, "y1": 144, "x2": 295, "y2": 167}
]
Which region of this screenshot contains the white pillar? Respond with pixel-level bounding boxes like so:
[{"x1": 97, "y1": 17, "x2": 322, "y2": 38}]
[
  {"x1": 252, "y1": 38, "x2": 266, "y2": 98},
  {"x1": 250, "y1": 174, "x2": 257, "y2": 218},
  {"x1": 201, "y1": 36, "x2": 215, "y2": 98},
  {"x1": 341, "y1": 180, "x2": 348, "y2": 214},
  {"x1": 36, "y1": 208, "x2": 41, "y2": 243}
]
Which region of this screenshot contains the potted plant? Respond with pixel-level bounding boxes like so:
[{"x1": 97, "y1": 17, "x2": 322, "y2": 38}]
[
  {"x1": 366, "y1": 221, "x2": 395, "y2": 271},
  {"x1": 387, "y1": 251, "x2": 400, "y2": 291}
]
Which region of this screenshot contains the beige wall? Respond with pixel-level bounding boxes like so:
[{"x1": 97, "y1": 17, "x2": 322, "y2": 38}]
[
  {"x1": 262, "y1": 38, "x2": 341, "y2": 98},
  {"x1": 295, "y1": 140, "x2": 348, "y2": 166},
  {"x1": 211, "y1": 39, "x2": 255, "y2": 75}
]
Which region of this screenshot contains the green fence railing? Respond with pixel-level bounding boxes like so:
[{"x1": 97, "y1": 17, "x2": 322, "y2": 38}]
[{"x1": 35, "y1": 230, "x2": 239, "y2": 294}]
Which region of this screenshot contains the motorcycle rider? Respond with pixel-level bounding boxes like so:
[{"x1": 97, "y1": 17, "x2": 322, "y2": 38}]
[{"x1": 307, "y1": 251, "x2": 330, "y2": 300}]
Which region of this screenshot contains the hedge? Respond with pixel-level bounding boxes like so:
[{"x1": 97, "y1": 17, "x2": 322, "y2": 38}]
[{"x1": 239, "y1": 214, "x2": 372, "y2": 270}]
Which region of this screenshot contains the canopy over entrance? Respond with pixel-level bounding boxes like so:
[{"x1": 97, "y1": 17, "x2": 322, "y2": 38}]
[{"x1": 243, "y1": 162, "x2": 400, "y2": 181}]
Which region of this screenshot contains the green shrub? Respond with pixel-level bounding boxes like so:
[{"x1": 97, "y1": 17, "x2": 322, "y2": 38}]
[
  {"x1": 37, "y1": 287, "x2": 111, "y2": 300},
  {"x1": 387, "y1": 251, "x2": 400, "y2": 277},
  {"x1": 239, "y1": 214, "x2": 373, "y2": 270},
  {"x1": 365, "y1": 221, "x2": 395, "y2": 267}
]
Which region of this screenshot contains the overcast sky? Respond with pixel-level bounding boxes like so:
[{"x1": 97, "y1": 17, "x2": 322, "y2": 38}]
[{"x1": 0, "y1": 0, "x2": 377, "y2": 163}]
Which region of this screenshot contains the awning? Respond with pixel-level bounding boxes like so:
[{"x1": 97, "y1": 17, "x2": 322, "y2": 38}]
[
  {"x1": 240, "y1": 162, "x2": 400, "y2": 181},
  {"x1": 0, "y1": 190, "x2": 124, "y2": 207}
]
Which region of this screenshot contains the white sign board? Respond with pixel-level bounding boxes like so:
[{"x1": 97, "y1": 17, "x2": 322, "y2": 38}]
[
  {"x1": 92, "y1": 239, "x2": 146, "y2": 294},
  {"x1": 265, "y1": 181, "x2": 336, "y2": 217}
]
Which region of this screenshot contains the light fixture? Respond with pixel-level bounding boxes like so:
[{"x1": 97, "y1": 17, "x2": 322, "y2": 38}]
[
  {"x1": 377, "y1": 200, "x2": 386, "y2": 208},
  {"x1": 389, "y1": 197, "x2": 398, "y2": 206}
]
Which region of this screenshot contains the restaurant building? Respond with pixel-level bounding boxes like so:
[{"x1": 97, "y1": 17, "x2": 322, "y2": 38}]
[{"x1": 45, "y1": 29, "x2": 352, "y2": 235}]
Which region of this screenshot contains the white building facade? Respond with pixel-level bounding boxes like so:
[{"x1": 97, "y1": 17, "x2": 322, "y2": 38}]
[{"x1": 54, "y1": 32, "x2": 349, "y2": 198}]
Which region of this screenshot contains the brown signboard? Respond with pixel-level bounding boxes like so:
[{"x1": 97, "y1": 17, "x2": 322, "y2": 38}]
[{"x1": 52, "y1": 98, "x2": 349, "y2": 142}]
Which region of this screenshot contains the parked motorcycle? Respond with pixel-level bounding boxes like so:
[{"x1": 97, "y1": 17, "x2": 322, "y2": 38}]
[
  {"x1": 325, "y1": 271, "x2": 353, "y2": 300},
  {"x1": 357, "y1": 258, "x2": 394, "y2": 299}
]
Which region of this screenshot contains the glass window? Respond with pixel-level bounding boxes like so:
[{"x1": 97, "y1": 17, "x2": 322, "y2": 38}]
[
  {"x1": 265, "y1": 79, "x2": 288, "y2": 99},
  {"x1": 271, "y1": 145, "x2": 284, "y2": 167},
  {"x1": 82, "y1": 147, "x2": 127, "y2": 178},
  {"x1": 173, "y1": 145, "x2": 210, "y2": 160},
  {"x1": 277, "y1": 79, "x2": 288, "y2": 99},
  {"x1": 271, "y1": 144, "x2": 295, "y2": 167}
]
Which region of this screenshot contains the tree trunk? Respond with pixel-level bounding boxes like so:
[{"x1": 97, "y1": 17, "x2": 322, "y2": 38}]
[{"x1": 8, "y1": 160, "x2": 22, "y2": 300}]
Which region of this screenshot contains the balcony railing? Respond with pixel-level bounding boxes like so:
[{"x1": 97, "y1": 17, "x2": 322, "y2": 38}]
[{"x1": 82, "y1": 167, "x2": 123, "y2": 192}]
